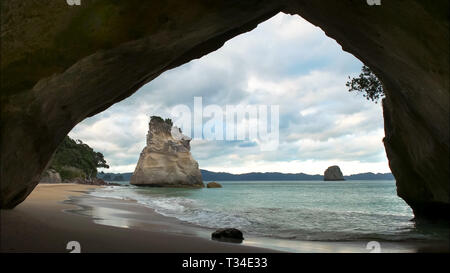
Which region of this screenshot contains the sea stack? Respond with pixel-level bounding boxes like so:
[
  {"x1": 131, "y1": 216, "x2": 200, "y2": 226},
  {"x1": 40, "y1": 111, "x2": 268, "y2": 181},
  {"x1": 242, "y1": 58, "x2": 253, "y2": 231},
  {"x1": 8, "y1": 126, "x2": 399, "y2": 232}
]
[
  {"x1": 206, "y1": 182, "x2": 222, "y2": 188},
  {"x1": 130, "y1": 116, "x2": 204, "y2": 188},
  {"x1": 324, "y1": 165, "x2": 345, "y2": 181}
]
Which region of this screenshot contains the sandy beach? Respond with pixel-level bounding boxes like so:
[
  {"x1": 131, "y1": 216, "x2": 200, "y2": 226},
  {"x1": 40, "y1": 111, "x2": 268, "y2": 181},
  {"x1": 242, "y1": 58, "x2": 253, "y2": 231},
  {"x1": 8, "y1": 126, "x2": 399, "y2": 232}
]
[
  {"x1": 0, "y1": 184, "x2": 275, "y2": 253},
  {"x1": 1, "y1": 184, "x2": 447, "y2": 253}
]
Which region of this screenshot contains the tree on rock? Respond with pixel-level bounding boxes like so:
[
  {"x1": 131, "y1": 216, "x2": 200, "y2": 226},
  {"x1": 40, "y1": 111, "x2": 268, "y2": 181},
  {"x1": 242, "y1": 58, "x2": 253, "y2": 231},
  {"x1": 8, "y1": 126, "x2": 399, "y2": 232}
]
[
  {"x1": 346, "y1": 65, "x2": 384, "y2": 103},
  {"x1": 49, "y1": 136, "x2": 109, "y2": 180}
]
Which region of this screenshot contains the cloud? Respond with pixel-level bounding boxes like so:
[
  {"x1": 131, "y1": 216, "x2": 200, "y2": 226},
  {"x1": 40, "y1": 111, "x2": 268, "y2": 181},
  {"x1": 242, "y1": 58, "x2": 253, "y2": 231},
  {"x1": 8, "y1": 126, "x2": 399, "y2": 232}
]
[{"x1": 70, "y1": 12, "x2": 389, "y2": 175}]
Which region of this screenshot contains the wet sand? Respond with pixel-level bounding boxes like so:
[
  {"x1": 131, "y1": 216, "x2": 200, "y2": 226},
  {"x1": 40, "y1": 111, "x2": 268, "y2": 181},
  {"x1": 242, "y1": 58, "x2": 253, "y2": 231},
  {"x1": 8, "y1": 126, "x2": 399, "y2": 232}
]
[
  {"x1": 0, "y1": 184, "x2": 273, "y2": 253},
  {"x1": 1, "y1": 184, "x2": 448, "y2": 253}
]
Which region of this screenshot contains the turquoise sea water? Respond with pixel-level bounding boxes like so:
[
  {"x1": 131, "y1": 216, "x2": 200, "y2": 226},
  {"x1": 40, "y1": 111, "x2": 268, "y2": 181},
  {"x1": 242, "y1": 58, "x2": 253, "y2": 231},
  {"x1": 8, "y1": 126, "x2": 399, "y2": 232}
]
[{"x1": 90, "y1": 180, "x2": 447, "y2": 242}]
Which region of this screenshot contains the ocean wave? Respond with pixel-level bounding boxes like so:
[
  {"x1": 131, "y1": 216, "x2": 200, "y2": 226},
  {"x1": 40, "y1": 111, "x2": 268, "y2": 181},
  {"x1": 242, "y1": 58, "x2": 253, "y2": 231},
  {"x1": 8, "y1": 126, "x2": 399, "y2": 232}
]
[{"x1": 88, "y1": 185, "x2": 440, "y2": 242}]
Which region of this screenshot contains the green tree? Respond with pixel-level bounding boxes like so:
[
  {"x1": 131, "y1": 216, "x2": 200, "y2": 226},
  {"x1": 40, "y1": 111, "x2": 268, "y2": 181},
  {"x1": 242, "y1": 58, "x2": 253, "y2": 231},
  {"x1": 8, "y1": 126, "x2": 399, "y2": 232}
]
[
  {"x1": 346, "y1": 65, "x2": 384, "y2": 103},
  {"x1": 164, "y1": 118, "x2": 173, "y2": 127},
  {"x1": 150, "y1": 115, "x2": 173, "y2": 126},
  {"x1": 50, "y1": 136, "x2": 109, "y2": 180}
]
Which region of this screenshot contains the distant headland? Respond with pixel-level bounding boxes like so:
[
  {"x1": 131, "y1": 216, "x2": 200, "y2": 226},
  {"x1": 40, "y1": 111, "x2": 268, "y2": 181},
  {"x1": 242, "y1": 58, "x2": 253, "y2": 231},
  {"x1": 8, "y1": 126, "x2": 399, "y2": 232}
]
[{"x1": 98, "y1": 169, "x2": 394, "y2": 181}]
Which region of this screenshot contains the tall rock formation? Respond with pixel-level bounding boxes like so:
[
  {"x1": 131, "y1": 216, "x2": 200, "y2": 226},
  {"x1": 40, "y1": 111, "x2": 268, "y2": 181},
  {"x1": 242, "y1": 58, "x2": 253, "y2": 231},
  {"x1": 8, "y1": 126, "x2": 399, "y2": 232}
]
[
  {"x1": 130, "y1": 117, "x2": 204, "y2": 188},
  {"x1": 324, "y1": 166, "x2": 345, "y2": 181}
]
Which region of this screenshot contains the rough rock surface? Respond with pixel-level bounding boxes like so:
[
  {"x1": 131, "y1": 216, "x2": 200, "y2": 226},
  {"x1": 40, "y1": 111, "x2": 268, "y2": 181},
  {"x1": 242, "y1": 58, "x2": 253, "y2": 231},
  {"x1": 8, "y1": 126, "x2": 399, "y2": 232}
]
[
  {"x1": 206, "y1": 182, "x2": 222, "y2": 188},
  {"x1": 324, "y1": 166, "x2": 345, "y2": 181},
  {"x1": 130, "y1": 117, "x2": 203, "y2": 188},
  {"x1": 211, "y1": 228, "x2": 244, "y2": 243},
  {"x1": 39, "y1": 169, "x2": 62, "y2": 184},
  {"x1": 65, "y1": 177, "x2": 113, "y2": 186},
  {"x1": 0, "y1": 1, "x2": 448, "y2": 221}
]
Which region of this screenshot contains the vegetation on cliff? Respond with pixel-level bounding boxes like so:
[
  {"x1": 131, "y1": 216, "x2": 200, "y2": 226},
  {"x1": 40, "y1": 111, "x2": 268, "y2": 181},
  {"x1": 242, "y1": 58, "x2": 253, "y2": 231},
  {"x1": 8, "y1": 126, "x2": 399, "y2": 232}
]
[
  {"x1": 49, "y1": 136, "x2": 109, "y2": 180},
  {"x1": 347, "y1": 65, "x2": 384, "y2": 103},
  {"x1": 150, "y1": 116, "x2": 173, "y2": 126}
]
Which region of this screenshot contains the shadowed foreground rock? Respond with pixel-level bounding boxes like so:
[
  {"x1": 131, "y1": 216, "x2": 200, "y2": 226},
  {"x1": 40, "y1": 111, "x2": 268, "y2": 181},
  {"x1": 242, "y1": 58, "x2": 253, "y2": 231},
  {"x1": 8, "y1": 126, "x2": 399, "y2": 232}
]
[
  {"x1": 212, "y1": 228, "x2": 244, "y2": 243},
  {"x1": 0, "y1": 1, "x2": 448, "y2": 221},
  {"x1": 130, "y1": 117, "x2": 204, "y2": 188}
]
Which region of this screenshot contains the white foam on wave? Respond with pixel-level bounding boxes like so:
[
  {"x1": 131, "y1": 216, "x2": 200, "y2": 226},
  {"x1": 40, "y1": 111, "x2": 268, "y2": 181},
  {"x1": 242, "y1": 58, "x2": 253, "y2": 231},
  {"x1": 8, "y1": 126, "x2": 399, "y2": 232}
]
[
  {"x1": 88, "y1": 185, "x2": 438, "y2": 242},
  {"x1": 89, "y1": 186, "x2": 253, "y2": 231}
]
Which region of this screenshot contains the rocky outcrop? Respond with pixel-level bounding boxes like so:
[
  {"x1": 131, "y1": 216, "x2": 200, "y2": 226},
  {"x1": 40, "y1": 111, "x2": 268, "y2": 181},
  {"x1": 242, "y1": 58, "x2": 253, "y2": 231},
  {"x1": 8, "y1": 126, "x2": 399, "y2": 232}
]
[
  {"x1": 206, "y1": 182, "x2": 222, "y2": 188},
  {"x1": 39, "y1": 169, "x2": 61, "y2": 184},
  {"x1": 39, "y1": 170, "x2": 117, "y2": 185},
  {"x1": 130, "y1": 117, "x2": 203, "y2": 188},
  {"x1": 64, "y1": 177, "x2": 115, "y2": 186},
  {"x1": 1, "y1": 1, "x2": 448, "y2": 221},
  {"x1": 211, "y1": 228, "x2": 244, "y2": 243},
  {"x1": 324, "y1": 166, "x2": 345, "y2": 181}
]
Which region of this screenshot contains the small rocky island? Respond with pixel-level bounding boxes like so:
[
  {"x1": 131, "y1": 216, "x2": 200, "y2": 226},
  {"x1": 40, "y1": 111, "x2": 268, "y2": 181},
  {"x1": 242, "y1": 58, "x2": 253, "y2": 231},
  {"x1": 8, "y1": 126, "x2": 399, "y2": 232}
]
[
  {"x1": 206, "y1": 181, "x2": 222, "y2": 188},
  {"x1": 130, "y1": 116, "x2": 204, "y2": 187},
  {"x1": 324, "y1": 165, "x2": 345, "y2": 181}
]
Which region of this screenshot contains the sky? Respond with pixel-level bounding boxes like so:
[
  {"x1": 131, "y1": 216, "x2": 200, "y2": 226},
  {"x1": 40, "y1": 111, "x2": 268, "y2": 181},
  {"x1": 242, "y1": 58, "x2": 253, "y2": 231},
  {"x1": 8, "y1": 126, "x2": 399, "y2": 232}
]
[{"x1": 69, "y1": 12, "x2": 391, "y2": 175}]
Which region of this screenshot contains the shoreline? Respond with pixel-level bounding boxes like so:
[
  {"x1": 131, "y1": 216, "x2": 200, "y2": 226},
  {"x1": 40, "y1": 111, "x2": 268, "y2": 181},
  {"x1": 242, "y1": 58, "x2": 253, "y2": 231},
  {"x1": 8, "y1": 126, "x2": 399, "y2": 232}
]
[
  {"x1": 1, "y1": 184, "x2": 448, "y2": 253},
  {"x1": 75, "y1": 190, "x2": 444, "y2": 253},
  {"x1": 0, "y1": 184, "x2": 275, "y2": 253}
]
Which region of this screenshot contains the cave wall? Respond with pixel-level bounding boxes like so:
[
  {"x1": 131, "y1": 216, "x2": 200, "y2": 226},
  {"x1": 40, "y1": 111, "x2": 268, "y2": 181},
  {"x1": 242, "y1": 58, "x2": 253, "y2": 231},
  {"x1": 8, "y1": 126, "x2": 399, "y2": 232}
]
[
  {"x1": 1, "y1": 0, "x2": 282, "y2": 207},
  {"x1": 1, "y1": 0, "x2": 448, "y2": 220},
  {"x1": 282, "y1": 0, "x2": 449, "y2": 220}
]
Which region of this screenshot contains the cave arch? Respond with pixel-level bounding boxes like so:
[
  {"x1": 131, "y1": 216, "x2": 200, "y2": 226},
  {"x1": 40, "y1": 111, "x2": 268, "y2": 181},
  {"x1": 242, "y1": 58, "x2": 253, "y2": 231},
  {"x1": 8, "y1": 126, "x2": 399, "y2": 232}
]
[{"x1": 1, "y1": 0, "x2": 448, "y2": 221}]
